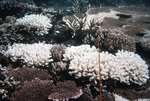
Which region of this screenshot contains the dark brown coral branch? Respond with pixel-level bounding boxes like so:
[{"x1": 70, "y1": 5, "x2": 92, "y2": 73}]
[{"x1": 50, "y1": 44, "x2": 66, "y2": 61}]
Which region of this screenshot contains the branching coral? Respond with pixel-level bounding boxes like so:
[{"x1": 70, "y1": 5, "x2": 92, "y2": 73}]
[
  {"x1": 64, "y1": 7, "x2": 120, "y2": 32},
  {"x1": 140, "y1": 33, "x2": 150, "y2": 51},
  {"x1": 1, "y1": 43, "x2": 149, "y2": 86},
  {"x1": 63, "y1": 45, "x2": 114, "y2": 83},
  {"x1": 49, "y1": 44, "x2": 68, "y2": 80},
  {"x1": 63, "y1": 45, "x2": 149, "y2": 85},
  {"x1": 51, "y1": 61, "x2": 67, "y2": 73},
  {"x1": 63, "y1": 14, "x2": 101, "y2": 32},
  {"x1": 104, "y1": 30, "x2": 136, "y2": 52},
  {"x1": 50, "y1": 44, "x2": 66, "y2": 61},
  {"x1": 49, "y1": 61, "x2": 68, "y2": 82},
  {"x1": 110, "y1": 50, "x2": 149, "y2": 85},
  {"x1": 83, "y1": 29, "x2": 136, "y2": 52},
  {"x1": 1, "y1": 42, "x2": 53, "y2": 67},
  {"x1": 15, "y1": 14, "x2": 53, "y2": 36},
  {"x1": 63, "y1": 14, "x2": 87, "y2": 37},
  {"x1": 63, "y1": 44, "x2": 97, "y2": 61},
  {"x1": 0, "y1": 65, "x2": 19, "y2": 100}
]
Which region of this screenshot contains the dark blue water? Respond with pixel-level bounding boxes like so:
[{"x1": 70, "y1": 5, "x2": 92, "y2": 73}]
[{"x1": 1, "y1": 0, "x2": 150, "y2": 7}]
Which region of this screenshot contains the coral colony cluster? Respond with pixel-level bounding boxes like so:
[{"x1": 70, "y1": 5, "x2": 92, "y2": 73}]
[
  {"x1": 1, "y1": 43, "x2": 149, "y2": 85},
  {"x1": 0, "y1": 44, "x2": 149, "y2": 100},
  {"x1": 63, "y1": 45, "x2": 149, "y2": 85},
  {"x1": 1, "y1": 42, "x2": 53, "y2": 67},
  {"x1": 15, "y1": 14, "x2": 53, "y2": 36},
  {"x1": 0, "y1": 0, "x2": 150, "y2": 101}
]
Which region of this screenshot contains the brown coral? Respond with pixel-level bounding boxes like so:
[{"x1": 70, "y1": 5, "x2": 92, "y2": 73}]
[
  {"x1": 122, "y1": 25, "x2": 148, "y2": 42},
  {"x1": 50, "y1": 44, "x2": 66, "y2": 61},
  {"x1": 5, "y1": 16, "x2": 16, "y2": 23},
  {"x1": 104, "y1": 30, "x2": 136, "y2": 52},
  {"x1": 83, "y1": 29, "x2": 136, "y2": 52},
  {"x1": 140, "y1": 33, "x2": 150, "y2": 51},
  {"x1": 11, "y1": 80, "x2": 83, "y2": 101},
  {"x1": 48, "y1": 80, "x2": 83, "y2": 101},
  {"x1": 4, "y1": 67, "x2": 52, "y2": 83},
  {"x1": 11, "y1": 78, "x2": 54, "y2": 101}
]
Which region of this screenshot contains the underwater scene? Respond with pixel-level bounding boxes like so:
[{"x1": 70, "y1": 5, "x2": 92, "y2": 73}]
[{"x1": 0, "y1": 0, "x2": 150, "y2": 101}]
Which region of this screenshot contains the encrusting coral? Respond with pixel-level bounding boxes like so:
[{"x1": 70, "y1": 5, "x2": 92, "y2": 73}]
[
  {"x1": 48, "y1": 80, "x2": 83, "y2": 101},
  {"x1": 11, "y1": 79, "x2": 83, "y2": 101},
  {"x1": 0, "y1": 66, "x2": 53, "y2": 100},
  {"x1": 11, "y1": 78, "x2": 54, "y2": 101},
  {"x1": 4, "y1": 67, "x2": 52, "y2": 83}
]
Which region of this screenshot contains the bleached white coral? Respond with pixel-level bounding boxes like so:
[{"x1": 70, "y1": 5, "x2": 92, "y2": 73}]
[
  {"x1": 63, "y1": 45, "x2": 114, "y2": 83},
  {"x1": 63, "y1": 45, "x2": 149, "y2": 85},
  {"x1": 63, "y1": 10, "x2": 120, "y2": 31},
  {"x1": 15, "y1": 14, "x2": 52, "y2": 35},
  {"x1": 63, "y1": 44, "x2": 97, "y2": 61},
  {"x1": 109, "y1": 50, "x2": 149, "y2": 85},
  {"x1": 2, "y1": 42, "x2": 53, "y2": 67},
  {"x1": 68, "y1": 51, "x2": 114, "y2": 83},
  {"x1": 84, "y1": 10, "x2": 120, "y2": 30}
]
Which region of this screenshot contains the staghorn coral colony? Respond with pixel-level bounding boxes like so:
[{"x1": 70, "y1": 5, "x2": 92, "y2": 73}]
[{"x1": 0, "y1": 0, "x2": 150, "y2": 101}]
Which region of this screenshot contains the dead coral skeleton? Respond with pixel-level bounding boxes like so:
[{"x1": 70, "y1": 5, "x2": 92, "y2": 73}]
[
  {"x1": 64, "y1": 14, "x2": 100, "y2": 38},
  {"x1": 64, "y1": 14, "x2": 87, "y2": 38},
  {"x1": 87, "y1": 18, "x2": 100, "y2": 30}
]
